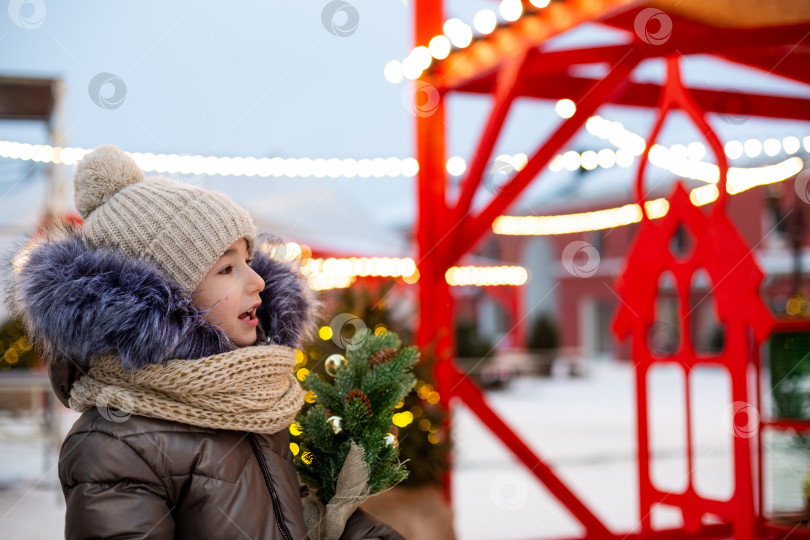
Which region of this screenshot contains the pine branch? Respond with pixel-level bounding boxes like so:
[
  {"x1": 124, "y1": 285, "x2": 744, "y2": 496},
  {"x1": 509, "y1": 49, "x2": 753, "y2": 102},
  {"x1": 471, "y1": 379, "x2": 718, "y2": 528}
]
[{"x1": 294, "y1": 329, "x2": 417, "y2": 505}]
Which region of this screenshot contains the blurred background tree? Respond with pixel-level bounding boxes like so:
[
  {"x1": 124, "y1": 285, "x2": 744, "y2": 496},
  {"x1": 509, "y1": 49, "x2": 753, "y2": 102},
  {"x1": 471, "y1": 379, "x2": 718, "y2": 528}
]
[
  {"x1": 0, "y1": 318, "x2": 38, "y2": 371},
  {"x1": 527, "y1": 313, "x2": 558, "y2": 351}
]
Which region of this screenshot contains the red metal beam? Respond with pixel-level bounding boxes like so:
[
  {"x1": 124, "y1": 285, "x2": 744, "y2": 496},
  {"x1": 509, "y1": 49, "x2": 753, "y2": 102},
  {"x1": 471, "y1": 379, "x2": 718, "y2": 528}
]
[
  {"x1": 634, "y1": 57, "x2": 729, "y2": 210},
  {"x1": 599, "y1": 11, "x2": 810, "y2": 53},
  {"x1": 451, "y1": 50, "x2": 528, "y2": 234},
  {"x1": 514, "y1": 24, "x2": 810, "y2": 84},
  {"x1": 437, "y1": 359, "x2": 614, "y2": 537},
  {"x1": 615, "y1": 78, "x2": 810, "y2": 122},
  {"x1": 439, "y1": 44, "x2": 636, "y2": 93},
  {"x1": 445, "y1": 52, "x2": 642, "y2": 269},
  {"x1": 438, "y1": 16, "x2": 810, "y2": 95},
  {"x1": 764, "y1": 419, "x2": 810, "y2": 432},
  {"x1": 457, "y1": 73, "x2": 810, "y2": 122},
  {"x1": 717, "y1": 48, "x2": 810, "y2": 87}
]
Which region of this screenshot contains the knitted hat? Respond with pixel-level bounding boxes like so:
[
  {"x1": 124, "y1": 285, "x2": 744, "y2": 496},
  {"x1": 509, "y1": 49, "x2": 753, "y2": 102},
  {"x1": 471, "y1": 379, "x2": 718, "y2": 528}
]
[{"x1": 73, "y1": 144, "x2": 256, "y2": 292}]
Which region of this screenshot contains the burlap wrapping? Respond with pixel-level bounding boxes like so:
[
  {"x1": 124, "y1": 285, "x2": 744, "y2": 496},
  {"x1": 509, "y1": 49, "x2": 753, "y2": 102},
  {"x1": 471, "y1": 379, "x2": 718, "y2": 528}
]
[
  {"x1": 68, "y1": 344, "x2": 304, "y2": 434},
  {"x1": 302, "y1": 440, "x2": 375, "y2": 540}
]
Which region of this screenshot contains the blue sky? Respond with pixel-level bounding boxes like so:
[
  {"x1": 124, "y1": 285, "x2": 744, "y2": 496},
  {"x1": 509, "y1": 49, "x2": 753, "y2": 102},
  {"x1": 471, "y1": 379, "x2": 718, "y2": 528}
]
[
  {"x1": 1, "y1": 1, "x2": 807, "y2": 254},
  {"x1": 1, "y1": 1, "x2": 416, "y2": 158}
]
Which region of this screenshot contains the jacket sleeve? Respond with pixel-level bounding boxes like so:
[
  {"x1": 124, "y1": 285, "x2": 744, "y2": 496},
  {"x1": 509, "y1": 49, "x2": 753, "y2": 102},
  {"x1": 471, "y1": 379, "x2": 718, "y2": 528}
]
[
  {"x1": 59, "y1": 430, "x2": 175, "y2": 539},
  {"x1": 339, "y1": 507, "x2": 406, "y2": 540}
]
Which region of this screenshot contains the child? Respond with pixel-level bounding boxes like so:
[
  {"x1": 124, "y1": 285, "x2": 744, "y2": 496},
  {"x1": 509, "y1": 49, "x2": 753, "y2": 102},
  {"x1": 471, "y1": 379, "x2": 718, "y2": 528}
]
[{"x1": 6, "y1": 145, "x2": 403, "y2": 539}]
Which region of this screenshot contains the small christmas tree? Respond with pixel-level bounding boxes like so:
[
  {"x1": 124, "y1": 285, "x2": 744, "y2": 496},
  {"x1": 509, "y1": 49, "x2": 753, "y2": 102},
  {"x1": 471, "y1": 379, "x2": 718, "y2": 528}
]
[
  {"x1": 297, "y1": 277, "x2": 452, "y2": 490},
  {"x1": 295, "y1": 327, "x2": 418, "y2": 505}
]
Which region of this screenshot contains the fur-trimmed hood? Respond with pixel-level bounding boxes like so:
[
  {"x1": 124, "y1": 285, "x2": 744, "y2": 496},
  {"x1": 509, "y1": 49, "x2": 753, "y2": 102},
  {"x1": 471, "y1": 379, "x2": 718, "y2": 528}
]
[{"x1": 3, "y1": 221, "x2": 320, "y2": 407}]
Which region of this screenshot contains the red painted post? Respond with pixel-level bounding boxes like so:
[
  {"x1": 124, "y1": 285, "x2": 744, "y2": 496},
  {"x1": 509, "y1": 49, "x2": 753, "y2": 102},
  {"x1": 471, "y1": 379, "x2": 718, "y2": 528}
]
[{"x1": 413, "y1": 0, "x2": 456, "y2": 505}]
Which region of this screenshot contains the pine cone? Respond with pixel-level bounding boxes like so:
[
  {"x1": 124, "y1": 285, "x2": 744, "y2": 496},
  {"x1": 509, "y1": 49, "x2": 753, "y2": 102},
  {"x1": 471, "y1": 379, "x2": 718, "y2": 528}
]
[
  {"x1": 345, "y1": 389, "x2": 373, "y2": 417},
  {"x1": 369, "y1": 348, "x2": 397, "y2": 369}
]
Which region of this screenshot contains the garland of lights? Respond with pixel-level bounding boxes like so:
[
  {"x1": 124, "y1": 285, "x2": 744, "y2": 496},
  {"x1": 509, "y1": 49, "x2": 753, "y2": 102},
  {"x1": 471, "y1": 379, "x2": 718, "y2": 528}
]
[
  {"x1": 2, "y1": 135, "x2": 805, "y2": 241},
  {"x1": 3, "y1": 133, "x2": 806, "y2": 180}
]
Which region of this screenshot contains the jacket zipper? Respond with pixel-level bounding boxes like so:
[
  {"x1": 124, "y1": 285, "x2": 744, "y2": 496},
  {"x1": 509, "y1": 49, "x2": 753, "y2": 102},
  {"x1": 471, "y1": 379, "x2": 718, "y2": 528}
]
[{"x1": 248, "y1": 433, "x2": 294, "y2": 540}]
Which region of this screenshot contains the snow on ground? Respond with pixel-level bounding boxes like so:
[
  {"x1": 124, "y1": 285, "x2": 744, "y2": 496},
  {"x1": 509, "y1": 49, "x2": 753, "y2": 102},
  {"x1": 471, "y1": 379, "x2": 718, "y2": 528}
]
[
  {"x1": 450, "y1": 360, "x2": 738, "y2": 540},
  {"x1": 0, "y1": 360, "x2": 746, "y2": 539}
]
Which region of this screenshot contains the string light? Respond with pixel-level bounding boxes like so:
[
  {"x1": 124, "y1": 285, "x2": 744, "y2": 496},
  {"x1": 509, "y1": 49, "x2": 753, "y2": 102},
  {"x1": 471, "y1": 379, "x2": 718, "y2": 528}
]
[
  {"x1": 686, "y1": 142, "x2": 706, "y2": 161},
  {"x1": 383, "y1": 60, "x2": 404, "y2": 84},
  {"x1": 744, "y1": 138, "x2": 763, "y2": 158},
  {"x1": 597, "y1": 148, "x2": 616, "y2": 169},
  {"x1": 1, "y1": 136, "x2": 802, "y2": 187},
  {"x1": 783, "y1": 136, "x2": 800, "y2": 154},
  {"x1": 495, "y1": 201, "x2": 656, "y2": 236},
  {"x1": 300, "y1": 254, "x2": 529, "y2": 289},
  {"x1": 499, "y1": 0, "x2": 523, "y2": 22},
  {"x1": 585, "y1": 115, "x2": 646, "y2": 155},
  {"x1": 445, "y1": 265, "x2": 529, "y2": 286},
  {"x1": 494, "y1": 157, "x2": 803, "y2": 236},
  {"x1": 615, "y1": 148, "x2": 634, "y2": 168},
  {"x1": 555, "y1": 99, "x2": 576, "y2": 119},
  {"x1": 446, "y1": 156, "x2": 467, "y2": 176},
  {"x1": 385, "y1": 0, "x2": 556, "y2": 82},
  {"x1": 428, "y1": 35, "x2": 451, "y2": 60},
  {"x1": 381, "y1": 0, "x2": 637, "y2": 89},
  {"x1": 584, "y1": 114, "x2": 806, "y2": 183},
  {"x1": 724, "y1": 140, "x2": 743, "y2": 160},
  {"x1": 443, "y1": 18, "x2": 473, "y2": 48},
  {"x1": 763, "y1": 138, "x2": 781, "y2": 157},
  {"x1": 2, "y1": 136, "x2": 803, "y2": 242},
  {"x1": 473, "y1": 9, "x2": 498, "y2": 35},
  {"x1": 562, "y1": 150, "x2": 581, "y2": 171},
  {"x1": 410, "y1": 46, "x2": 432, "y2": 71},
  {"x1": 727, "y1": 157, "x2": 804, "y2": 194},
  {"x1": 0, "y1": 140, "x2": 419, "y2": 179},
  {"x1": 400, "y1": 55, "x2": 423, "y2": 80},
  {"x1": 580, "y1": 150, "x2": 598, "y2": 171}
]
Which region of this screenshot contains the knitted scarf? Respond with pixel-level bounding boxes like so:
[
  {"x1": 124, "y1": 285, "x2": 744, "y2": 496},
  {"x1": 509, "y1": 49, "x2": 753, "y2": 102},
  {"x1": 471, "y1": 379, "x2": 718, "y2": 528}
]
[{"x1": 68, "y1": 344, "x2": 304, "y2": 434}]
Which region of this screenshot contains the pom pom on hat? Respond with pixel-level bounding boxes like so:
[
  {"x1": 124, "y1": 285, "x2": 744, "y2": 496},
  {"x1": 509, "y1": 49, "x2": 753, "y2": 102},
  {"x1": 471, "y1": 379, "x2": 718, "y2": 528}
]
[
  {"x1": 74, "y1": 144, "x2": 144, "y2": 218},
  {"x1": 74, "y1": 144, "x2": 256, "y2": 292}
]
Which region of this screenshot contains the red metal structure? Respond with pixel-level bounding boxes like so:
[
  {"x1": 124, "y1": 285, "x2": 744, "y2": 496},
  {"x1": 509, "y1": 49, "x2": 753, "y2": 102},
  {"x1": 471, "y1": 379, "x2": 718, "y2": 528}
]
[
  {"x1": 613, "y1": 56, "x2": 776, "y2": 540},
  {"x1": 412, "y1": 0, "x2": 810, "y2": 538}
]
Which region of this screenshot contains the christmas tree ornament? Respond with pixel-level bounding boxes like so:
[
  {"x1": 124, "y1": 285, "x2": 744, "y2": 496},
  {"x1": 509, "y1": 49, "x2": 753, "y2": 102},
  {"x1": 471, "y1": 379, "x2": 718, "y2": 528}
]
[
  {"x1": 324, "y1": 353, "x2": 347, "y2": 377},
  {"x1": 384, "y1": 432, "x2": 398, "y2": 448},
  {"x1": 327, "y1": 415, "x2": 343, "y2": 434},
  {"x1": 301, "y1": 451, "x2": 313, "y2": 465},
  {"x1": 369, "y1": 347, "x2": 397, "y2": 368},
  {"x1": 345, "y1": 389, "x2": 373, "y2": 417}
]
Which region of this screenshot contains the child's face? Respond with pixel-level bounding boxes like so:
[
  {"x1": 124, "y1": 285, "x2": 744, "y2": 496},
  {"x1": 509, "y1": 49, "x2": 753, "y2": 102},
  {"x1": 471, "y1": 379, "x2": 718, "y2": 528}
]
[{"x1": 192, "y1": 238, "x2": 266, "y2": 347}]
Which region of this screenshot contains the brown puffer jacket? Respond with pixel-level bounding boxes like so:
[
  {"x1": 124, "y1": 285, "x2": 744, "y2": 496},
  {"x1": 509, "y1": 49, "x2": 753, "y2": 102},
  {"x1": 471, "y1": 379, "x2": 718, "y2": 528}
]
[
  {"x1": 8, "y1": 224, "x2": 405, "y2": 540},
  {"x1": 60, "y1": 408, "x2": 401, "y2": 540}
]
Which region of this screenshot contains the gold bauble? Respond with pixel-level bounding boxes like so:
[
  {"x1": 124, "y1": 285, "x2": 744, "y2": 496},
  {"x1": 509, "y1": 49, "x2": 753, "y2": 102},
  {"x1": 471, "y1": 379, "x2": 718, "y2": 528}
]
[
  {"x1": 324, "y1": 353, "x2": 347, "y2": 377},
  {"x1": 384, "y1": 432, "x2": 398, "y2": 448},
  {"x1": 327, "y1": 415, "x2": 343, "y2": 434}
]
